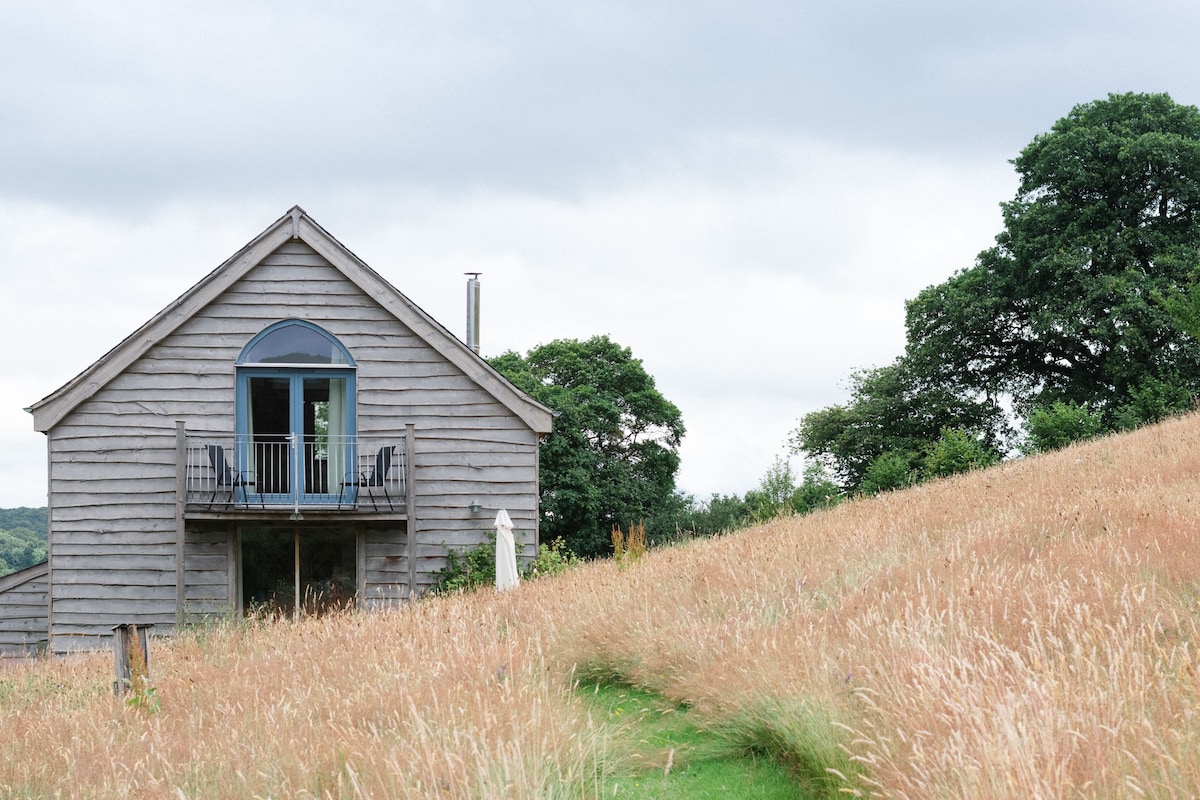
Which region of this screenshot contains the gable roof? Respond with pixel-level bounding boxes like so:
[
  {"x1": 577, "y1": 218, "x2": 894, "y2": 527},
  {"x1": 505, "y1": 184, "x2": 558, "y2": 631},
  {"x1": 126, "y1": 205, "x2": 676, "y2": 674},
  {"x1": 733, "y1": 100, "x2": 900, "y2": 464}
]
[{"x1": 27, "y1": 206, "x2": 554, "y2": 435}]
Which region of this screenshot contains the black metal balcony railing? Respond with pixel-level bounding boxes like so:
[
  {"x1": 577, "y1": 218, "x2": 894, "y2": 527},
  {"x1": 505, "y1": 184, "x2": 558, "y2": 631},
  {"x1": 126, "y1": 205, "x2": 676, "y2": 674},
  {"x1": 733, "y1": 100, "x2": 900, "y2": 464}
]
[{"x1": 184, "y1": 434, "x2": 405, "y2": 512}]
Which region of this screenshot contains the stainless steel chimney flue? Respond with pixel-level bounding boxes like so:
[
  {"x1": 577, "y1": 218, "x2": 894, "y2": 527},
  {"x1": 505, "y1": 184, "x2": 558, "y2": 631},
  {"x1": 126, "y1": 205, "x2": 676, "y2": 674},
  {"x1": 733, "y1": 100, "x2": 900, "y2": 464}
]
[{"x1": 465, "y1": 273, "x2": 481, "y2": 354}]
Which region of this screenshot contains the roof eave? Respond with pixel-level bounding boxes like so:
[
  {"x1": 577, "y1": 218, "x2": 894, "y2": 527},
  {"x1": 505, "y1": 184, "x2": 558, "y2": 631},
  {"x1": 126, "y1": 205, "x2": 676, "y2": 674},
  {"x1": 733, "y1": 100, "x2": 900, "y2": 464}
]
[
  {"x1": 28, "y1": 206, "x2": 555, "y2": 435},
  {"x1": 27, "y1": 210, "x2": 297, "y2": 432}
]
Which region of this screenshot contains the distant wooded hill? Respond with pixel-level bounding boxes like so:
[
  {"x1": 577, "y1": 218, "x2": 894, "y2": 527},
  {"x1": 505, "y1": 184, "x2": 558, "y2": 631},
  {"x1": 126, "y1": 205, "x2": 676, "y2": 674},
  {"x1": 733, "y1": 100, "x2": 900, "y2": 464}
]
[{"x1": 0, "y1": 507, "x2": 48, "y2": 577}]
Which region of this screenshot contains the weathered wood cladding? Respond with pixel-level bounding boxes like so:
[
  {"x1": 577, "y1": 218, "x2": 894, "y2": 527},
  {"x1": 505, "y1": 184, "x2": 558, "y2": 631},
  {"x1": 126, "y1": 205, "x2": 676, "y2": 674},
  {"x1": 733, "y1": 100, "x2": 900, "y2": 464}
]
[
  {"x1": 35, "y1": 235, "x2": 543, "y2": 650},
  {"x1": 363, "y1": 522, "x2": 410, "y2": 603},
  {"x1": 183, "y1": 524, "x2": 233, "y2": 616},
  {"x1": 0, "y1": 563, "x2": 49, "y2": 656}
]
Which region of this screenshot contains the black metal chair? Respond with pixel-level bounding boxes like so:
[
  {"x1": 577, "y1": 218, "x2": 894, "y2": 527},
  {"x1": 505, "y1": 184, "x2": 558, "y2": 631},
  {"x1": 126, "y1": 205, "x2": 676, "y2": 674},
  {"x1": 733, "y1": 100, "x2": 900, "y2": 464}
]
[
  {"x1": 207, "y1": 444, "x2": 258, "y2": 509},
  {"x1": 340, "y1": 446, "x2": 396, "y2": 511}
]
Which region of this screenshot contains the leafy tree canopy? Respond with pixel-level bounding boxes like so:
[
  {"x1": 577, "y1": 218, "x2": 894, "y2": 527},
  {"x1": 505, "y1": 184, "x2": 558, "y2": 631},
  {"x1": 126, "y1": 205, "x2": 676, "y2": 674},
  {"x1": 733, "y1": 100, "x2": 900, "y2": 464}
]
[
  {"x1": 795, "y1": 92, "x2": 1200, "y2": 488},
  {"x1": 0, "y1": 507, "x2": 48, "y2": 577},
  {"x1": 791, "y1": 360, "x2": 1006, "y2": 491},
  {"x1": 491, "y1": 335, "x2": 685, "y2": 558},
  {"x1": 0, "y1": 507, "x2": 47, "y2": 534},
  {"x1": 905, "y1": 92, "x2": 1200, "y2": 421}
]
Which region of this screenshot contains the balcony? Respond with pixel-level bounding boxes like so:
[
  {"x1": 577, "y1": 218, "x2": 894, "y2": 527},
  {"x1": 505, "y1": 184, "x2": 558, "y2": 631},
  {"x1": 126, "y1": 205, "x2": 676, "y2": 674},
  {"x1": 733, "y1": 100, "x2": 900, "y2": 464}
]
[{"x1": 183, "y1": 433, "x2": 408, "y2": 518}]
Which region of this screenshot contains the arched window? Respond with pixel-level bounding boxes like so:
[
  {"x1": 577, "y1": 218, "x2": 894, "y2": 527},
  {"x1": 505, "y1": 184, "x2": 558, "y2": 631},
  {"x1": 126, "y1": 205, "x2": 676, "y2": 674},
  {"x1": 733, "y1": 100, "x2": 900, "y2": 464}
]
[
  {"x1": 235, "y1": 321, "x2": 356, "y2": 504},
  {"x1": 237, "y1": 319, "x2": 355, "y2": 366}
]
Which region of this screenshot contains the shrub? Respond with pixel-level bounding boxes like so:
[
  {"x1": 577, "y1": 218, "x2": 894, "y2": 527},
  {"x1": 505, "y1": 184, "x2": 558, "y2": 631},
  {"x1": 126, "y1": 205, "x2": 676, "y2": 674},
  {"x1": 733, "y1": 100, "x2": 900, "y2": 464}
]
[
  {"x1": 431, "y1": 533, "x2": 498, "y2": 595},
  {"x1": 675, "y1": 492, "x2": 752, "y2": 538},
  {"x1": 432, "y1": 533, "x2": 586, "y2": 594},
  {"x1": 859, "y1": 450, "x2": 914, "y2": 494},
  {"x1": 922, "y1": 427, "x2": 999, "y2": 479},
  {"x1": 1112, "y1": 374, "x2": 1196, "y2": 431},
  {"x1": 791, "y1": 462, "x2": 842, "y2": 514},
  {"x1": 745, "y1": 455, "x2": 797, "y2": 522},
  {"x1": 1023, "y1": 400, "x2": 1106, "y2": 453},
  {"x1": 524, "y1": 537, "x2": 583, "y2": 579}
]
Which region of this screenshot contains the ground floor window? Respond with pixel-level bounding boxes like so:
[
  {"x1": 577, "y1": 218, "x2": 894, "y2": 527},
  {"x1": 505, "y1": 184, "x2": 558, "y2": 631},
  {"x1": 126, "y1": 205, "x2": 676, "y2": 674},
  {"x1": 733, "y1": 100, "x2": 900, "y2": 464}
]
[{"x1": 239, "y1": 525, "x2": 357, "y2": 617}]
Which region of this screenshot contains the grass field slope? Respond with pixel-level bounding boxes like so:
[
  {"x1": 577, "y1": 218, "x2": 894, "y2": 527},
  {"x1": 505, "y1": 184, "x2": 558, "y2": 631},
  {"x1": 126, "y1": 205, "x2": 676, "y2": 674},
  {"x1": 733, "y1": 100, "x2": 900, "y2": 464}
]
[{"x1": 3, "y1": 413, "x2": 1200, "y2": 797}]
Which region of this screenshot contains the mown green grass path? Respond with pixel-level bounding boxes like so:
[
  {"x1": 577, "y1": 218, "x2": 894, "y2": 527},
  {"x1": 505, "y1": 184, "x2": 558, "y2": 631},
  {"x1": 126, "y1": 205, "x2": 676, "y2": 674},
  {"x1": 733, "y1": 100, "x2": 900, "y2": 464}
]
[{"x1": 580, "y1": 683, "x2": 813, "y2": 799}]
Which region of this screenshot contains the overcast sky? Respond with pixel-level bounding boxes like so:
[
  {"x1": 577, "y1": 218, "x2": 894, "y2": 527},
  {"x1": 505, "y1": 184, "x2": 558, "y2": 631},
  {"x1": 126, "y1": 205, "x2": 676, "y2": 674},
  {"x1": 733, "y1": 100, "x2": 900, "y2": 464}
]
[{"x1": 2, "y1": 1, "x2": 1198, "y2": 508}]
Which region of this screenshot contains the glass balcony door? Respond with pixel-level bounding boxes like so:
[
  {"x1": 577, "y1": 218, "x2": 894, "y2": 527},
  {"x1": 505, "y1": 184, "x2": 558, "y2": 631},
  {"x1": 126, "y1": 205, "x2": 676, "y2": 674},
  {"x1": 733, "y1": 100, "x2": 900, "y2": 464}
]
[{"x1": 237, "y1": 369, "x2": 355, "y2": 506}]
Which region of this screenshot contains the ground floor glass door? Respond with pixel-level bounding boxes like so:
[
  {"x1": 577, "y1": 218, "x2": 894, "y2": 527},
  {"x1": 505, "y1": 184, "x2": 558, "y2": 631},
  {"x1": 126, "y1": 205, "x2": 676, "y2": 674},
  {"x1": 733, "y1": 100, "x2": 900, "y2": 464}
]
[{"x1": 240, "y1": 525, "x2": 358, "y2": 617}]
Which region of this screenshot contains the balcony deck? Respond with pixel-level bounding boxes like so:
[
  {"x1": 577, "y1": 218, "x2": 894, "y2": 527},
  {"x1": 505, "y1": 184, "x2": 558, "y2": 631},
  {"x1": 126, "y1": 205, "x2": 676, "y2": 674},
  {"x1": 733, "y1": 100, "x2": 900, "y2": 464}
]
[{"x1": 183, "y1": 434, "x2": 408, "y2": 519}]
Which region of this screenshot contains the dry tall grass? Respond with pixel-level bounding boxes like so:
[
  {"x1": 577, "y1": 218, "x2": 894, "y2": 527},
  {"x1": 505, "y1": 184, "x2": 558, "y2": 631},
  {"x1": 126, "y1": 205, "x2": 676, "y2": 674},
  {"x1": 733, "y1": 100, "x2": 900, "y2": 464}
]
[{"x1": 4, "y1": 414, "x2": 1200, "y2": 797}]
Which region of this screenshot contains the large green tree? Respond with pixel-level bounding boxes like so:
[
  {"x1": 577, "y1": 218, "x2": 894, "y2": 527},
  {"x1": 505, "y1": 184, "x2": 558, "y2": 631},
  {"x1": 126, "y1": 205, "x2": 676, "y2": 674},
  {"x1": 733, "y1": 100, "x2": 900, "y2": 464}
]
[
  {"x1": 791, "y1": 360, "x2": 1005, "y2": 492},
  {"x1": 906, "y1": 92, "x2": 1200, "y2": 423},
  {"x1": 794, "y1": 93, "x2": 1200, "y2": 486},
  {"x1": 490, "y1": 336, "x2": 685, "y2": 558}
]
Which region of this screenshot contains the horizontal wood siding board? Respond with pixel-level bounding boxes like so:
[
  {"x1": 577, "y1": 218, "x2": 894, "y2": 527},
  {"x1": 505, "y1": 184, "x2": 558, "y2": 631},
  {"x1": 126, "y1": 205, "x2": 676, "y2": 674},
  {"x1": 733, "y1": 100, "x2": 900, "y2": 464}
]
[
  {"x1": 53, "y1": 598, "x2": 178, "y2": 615},
  {"x1": 354, "y1": 348, "x2": 448, "y2": 364},
  {"x1": 413, "y1": 465, "x2": 535, "y2": 483},
  {"x1": 222, "y1": 272, "x2": 361, "y2": 290},
  {"x1": 185, "y1": 536, "x2": 228, "y2": 551},
  {"x1": 52, "y1": 612, "x2": 177, "y2": 632},
  {"x1": 50, "y1": 570, "x2": 178, "y2": 587},
  {"x1": 414, "y1": 488, "x2": 534, "y2": 507},
  {"x1": 361, "y1": 591, "x2": 404, "y2": 606},
  {"x1": 414, "y1": 443, "x2": 535, "y2": 460},
  {"x1": 184, "y1": 567, "x2": 228, "y2": 583},
  {"x1": 182, "y1": 600, "x2": 230, "y2": 614},
  {"x1": 364, "y1": 540, "x2": 407, "y2": 556},
  {"x1": 176, "y1": 309, "x2": 380, "y2": 332},
  {"x1": 369, "y1": 389, "x2": 519, "y2": 407},
  {"x1": 185, "y1": 544, "x2": 227, "y2": 559},
  {"x1": 52, "y1": 463, "x2": 177, "y2": 482},
  {"x1": 1, "y1": 618, "x2": 48, "y2": 633},
  {"x1": 45, "y1": 441, "x2": 178, "y2": 462},
  {"x1": 402, "y1": 405, "x2": 516, "y2": 424},
  {"x1": 0, "y1": 592, "x2": 49, "y2": 607},
  {"x1": 43, "y1": 433, "x2": 183, "y2": 452},
  {"x1": 50, "y1": 497, "x2": 175, "y2": 516},
  {"x1": 352, "y1": 361, "x2": 464, "y2": 379},
  {"x1": 415, "y1": 429, "x2": 538, "y2": 446},
  {"x1": 51, "y1": 583, "x2": 176, "y2": 602},
  {"x1": 53, "y1": 543, "x2": 182, "y2": 559},
  {"x1": 184, "y1": 582, "x2": 229, "y2": 600},
  {"x1": 419, "y1": 515, "x2": 537, "y2": 532},
  {"x1": 50, "y1": 414, "x2": 183, "y2": 432},
  {"x1": 184, "y1": 555, "x2": 228, "y2": 572},
  {"x1": 358, "y1": 370, "x2": 482, "y2": 390},
  {"x1": 358, "y1": 404, "x2": 516, "y2": 421},
  {"x1": 48, "y1": 488, "x2": 176, "y2": 507},
  {"x1": 51, "y1": 554, "x2": 176, "y2": 572},
  {"x1": 429, "y1": 524, "x2": 534, "y2": 544},
  {"x1": 365, "y1": 564, "x2": 408, "y2": 581}
]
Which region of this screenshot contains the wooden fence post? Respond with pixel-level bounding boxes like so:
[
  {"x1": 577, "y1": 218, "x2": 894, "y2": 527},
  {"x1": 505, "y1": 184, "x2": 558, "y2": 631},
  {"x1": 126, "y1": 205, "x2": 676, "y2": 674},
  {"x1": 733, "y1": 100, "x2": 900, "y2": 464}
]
[{"x1": 112, "y1": 623, "x2": 153, "y2": 696}]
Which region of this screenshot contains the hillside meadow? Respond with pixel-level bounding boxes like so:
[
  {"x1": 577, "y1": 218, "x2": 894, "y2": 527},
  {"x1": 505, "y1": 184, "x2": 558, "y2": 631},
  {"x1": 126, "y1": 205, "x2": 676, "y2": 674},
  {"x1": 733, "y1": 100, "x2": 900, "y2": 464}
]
[{"x1": 4, "y1": 413, "x2": 1200, "y2": 797}]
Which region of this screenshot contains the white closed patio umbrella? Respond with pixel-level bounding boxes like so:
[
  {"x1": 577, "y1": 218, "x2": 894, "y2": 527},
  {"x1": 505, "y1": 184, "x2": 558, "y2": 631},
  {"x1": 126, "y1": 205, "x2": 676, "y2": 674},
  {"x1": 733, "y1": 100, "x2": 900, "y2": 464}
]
[{"x1": 494, "y1": 509, "x2": 520, "y2": 591}]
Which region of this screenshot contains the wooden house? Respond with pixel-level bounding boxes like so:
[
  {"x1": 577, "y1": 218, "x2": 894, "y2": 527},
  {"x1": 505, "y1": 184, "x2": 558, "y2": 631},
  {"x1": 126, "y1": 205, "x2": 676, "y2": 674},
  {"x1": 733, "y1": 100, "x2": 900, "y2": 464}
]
[{"x1": 2, "y1": 207, "x2": 553, "y2": 655}]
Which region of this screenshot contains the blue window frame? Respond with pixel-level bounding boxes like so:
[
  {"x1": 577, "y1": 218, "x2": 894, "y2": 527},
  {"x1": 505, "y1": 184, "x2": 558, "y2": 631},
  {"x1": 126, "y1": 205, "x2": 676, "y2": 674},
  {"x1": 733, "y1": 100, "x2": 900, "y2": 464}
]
[{"x1": 235, "y1": 321, "x2": 357, "y2": 505}]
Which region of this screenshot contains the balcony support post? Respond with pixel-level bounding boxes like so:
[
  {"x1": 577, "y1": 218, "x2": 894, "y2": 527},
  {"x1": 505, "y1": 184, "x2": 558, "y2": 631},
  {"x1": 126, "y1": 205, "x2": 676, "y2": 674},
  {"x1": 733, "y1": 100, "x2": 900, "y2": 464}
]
[
  {"x1": 406, "y1": 424, "x2": 418, "y2": 599},
  {"x1": 175, "y1": 421, "x2": 187, "y2": 617}
]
